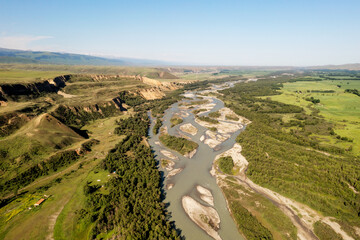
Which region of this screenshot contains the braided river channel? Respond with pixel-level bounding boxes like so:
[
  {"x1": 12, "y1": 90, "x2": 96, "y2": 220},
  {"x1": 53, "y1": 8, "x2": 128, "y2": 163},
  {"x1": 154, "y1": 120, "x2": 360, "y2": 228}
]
[{"x1": 148, "y1": 81, "x2": 246, "y2": 240}]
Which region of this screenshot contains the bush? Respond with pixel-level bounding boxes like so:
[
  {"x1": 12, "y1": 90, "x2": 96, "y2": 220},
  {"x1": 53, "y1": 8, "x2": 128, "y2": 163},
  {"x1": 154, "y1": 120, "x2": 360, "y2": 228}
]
[
  {"x1": 198, "y1": 116, "x2": 219, "y2": 124},
  {"x1": 218, "y1": 156, "x2": 234, "y2": 174},
  {"x1": 159, "y1": 134, "x2": 198, "y2": 155}
]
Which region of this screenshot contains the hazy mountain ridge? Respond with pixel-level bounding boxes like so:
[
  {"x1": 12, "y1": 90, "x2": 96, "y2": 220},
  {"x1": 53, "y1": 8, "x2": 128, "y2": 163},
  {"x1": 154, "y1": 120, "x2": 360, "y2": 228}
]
[{"x1": 0, "y1": 48, "x2": 172, "y2": 66}]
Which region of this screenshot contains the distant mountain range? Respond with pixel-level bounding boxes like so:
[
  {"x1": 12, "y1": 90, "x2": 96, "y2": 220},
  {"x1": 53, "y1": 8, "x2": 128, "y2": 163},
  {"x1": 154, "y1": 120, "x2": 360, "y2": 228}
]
[
  {"x1": 0, "y1": 48, "x2": 173, "y2": 66},
  {"x1": 306, "y1": 63, "x2": 360, "y2": 71},
  {"x1": 0, "y1": 48, "x2": 359, "y2": 69}
]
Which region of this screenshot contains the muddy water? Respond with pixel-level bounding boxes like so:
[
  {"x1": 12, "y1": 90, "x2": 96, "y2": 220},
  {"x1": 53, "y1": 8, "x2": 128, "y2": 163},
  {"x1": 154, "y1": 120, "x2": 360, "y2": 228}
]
[{"x1": 148, "y1": 82, "x2": 245, "y2": 240}]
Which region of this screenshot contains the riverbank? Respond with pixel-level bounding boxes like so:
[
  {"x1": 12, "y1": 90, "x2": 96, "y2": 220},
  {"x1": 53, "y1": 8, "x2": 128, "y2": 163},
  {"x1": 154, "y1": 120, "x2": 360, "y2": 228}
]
[
  {"x1": 212, "y1": 142, "x2": 354, "y2": 240},
  {"x1": 147, "y1": 81, "x2": 247, "y2": 240}
]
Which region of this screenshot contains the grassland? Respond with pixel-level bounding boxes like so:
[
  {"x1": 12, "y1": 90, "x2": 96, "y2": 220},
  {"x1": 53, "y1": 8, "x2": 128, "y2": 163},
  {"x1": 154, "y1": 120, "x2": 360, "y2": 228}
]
[
  {"x1": 268, "y1": 80, "x2": 360, "y2": 155},
  {"x1": 0, "y1": 69, "x2": 67, "y2": 84},
  {"x1": 0, "y1": 63, "x2": 178, "y2": 79},
  {"x1": 0, "y1": 115, "x2": 127, "y2": 239},
  {"x1": 0, "y1": 66, "x2": 154, "y2": 239},
  {"x1": 222, "y1": 178, "x2": 297, "y2": 240},
  {"x1": 0, "y1": 62, "x2": 192, "y2": 239},
  {"x1": 220, "y1": 75, "x2": 360, "y2": 238},
  {"x1": 60, "y1": 77, "x2": 146, "y2": 105},
  {"x1": 170, "y1": 115, "x2": 183, "y2": 127},
  {"x1": 174, "y1": 69, "x2": 271, "y2": 81}
]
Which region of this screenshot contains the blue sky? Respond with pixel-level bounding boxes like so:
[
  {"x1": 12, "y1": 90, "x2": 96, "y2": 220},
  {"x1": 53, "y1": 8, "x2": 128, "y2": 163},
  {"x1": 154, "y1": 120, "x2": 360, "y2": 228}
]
[{"x1": 0, "y1": 0, "x2": 359, "y2": 66}]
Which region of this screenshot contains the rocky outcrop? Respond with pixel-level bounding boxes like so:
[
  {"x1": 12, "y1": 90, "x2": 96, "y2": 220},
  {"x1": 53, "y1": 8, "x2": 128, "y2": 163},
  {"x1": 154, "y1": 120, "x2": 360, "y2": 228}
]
[
  {"x1": 0, "y1": 103, "x2": 52, "y2": 137},
  {"x1": 0, "y1": 73, "x2": 183, "y2": 103},
  {"x1": 139, "y1": 76, "x2": 181, "y2": 91},
  {"x1": 111, "y1": 97, "x2": 127, "y2": 110},
  {"x1": 0, "y1": 112, "x2": 31, "y2": 137},
  {"x1": 139, "y1": 88, "x2": 166, "y2": 100},
  {"x1": 0, "y1": 75, "x2": 71, "y2": 101},
  {"x1": 89, "y1": 74, "x2": 140, "y2": 81},
  {"x1": 52, "y1": 100, "x2": 125, "y2": 128}
]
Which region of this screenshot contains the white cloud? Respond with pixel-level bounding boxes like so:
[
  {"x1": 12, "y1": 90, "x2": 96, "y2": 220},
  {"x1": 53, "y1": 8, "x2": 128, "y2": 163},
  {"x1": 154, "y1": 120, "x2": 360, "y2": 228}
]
[{"x1": 0, "y1": 35, "x2": 53, "y2": 50}]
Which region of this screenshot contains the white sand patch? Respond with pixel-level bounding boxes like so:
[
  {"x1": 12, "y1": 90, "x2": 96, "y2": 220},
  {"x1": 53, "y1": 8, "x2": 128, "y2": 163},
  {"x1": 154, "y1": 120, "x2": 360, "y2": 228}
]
[
  {"x1": 182, "y1": 196, "x2": 221, "y2": 240},
  {"x1": 160, "y1": 150, "x2": 178, "y2": 160},
  {"x1": 322, "y1": 218, "x2": 354, "y2": 240},
  {"x1": 179, "y1": 111, "x2": 190, "y2": 118},
  {"x1": 167, "y1": 168, "x2": 183, "y2": 178},
  {"x1": 184, "y1": 149, "x2": 197, "y2": 159},
  {"x1": 176, "y1": 130, "x2": 192, "y2": 140},
  {"x1": 194, "y1": 118, "x2": 242, "y2": 135},
  {"x1": 202, "y1": 130, "x2": 231, "y2": 149},
  {"x1": 197, "y1": 185, "x2": 214, "y2": 206},
  {"x1": 204, "y1": 139, "x2": 222, "y2": 149},
  {"x1": 183, "y1": 93, "x2": 196, "y2": 98},
  {"x1": 354, "y1": 226, "x2": 360, "y2": 237},
  {"x1": 215, "y1": 143, "x2": 248, "y2": 176},
  {"x1": 180, "y1": 123, "x2": 198, "y2": 136},
  {"x1": 57, "y1": 91, "x2": 76, "y2": 98},
  {"x1": 200, "y1": 103, "x2": 216, "y2": 111},
  {"x1": 217, "y1": 107, "x2": 251, "y2": 125},
  {"x1": 166, "y1": 183, "x2": 174, "y2": 190},
  {"x1": 162, "y1": 159, "x2": 175, "y2": 171}
]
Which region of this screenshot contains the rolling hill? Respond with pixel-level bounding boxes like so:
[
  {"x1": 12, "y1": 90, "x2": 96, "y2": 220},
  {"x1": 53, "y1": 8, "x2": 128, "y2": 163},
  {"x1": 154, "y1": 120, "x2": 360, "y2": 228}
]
[{"x1": 0, "y1": 48, "x2": 172, "y2": 66}]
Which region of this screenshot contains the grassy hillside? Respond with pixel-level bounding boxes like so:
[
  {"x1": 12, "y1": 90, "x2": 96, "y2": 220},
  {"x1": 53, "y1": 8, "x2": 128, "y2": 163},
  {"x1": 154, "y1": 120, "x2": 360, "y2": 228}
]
[
  {"x1": 0, "y1": 114, "x2": 85, "y2": 195},
  {"x1": 0, "y1": 65, "x2": 185, "y2": 239}
]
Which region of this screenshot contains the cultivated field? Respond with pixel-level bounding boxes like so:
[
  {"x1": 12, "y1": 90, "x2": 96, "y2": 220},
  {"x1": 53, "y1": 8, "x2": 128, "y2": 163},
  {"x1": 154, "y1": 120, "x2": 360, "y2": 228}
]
[{"x1": 270, "y1": 80, "x2": 360, "y2": 155}]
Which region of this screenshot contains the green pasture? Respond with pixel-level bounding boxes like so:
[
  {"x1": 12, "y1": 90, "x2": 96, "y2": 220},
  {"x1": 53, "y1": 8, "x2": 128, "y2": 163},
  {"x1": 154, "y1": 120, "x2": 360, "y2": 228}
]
[
  {"x1": 269, "y1": 80, "x2": 360, "y2": 154},
  {"x1": 0, "y1": 69, "x2": 67, "y2": 84}
]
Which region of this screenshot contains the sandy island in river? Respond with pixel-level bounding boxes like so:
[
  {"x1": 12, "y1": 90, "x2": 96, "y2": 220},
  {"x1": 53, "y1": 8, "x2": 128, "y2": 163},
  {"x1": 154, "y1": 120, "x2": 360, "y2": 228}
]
[
  {"x1": 160, "y1": 150, "x2": 178, "y2": 160},
  {"x1": 161, "y1": 159, "x2": 175, "y2": 171},
  {"x1": 197, "y1": 185, "x2": 214, "y2": 206},
  {"x1": 182, "y1": 196, "x2": 221, "y2": 240},
  {"x1": 180, "y1": 123, "x2": 198, "y2": 136},
  {"x1": 196, "y1": 107, "x2": 249, "y2": 149},
  {"x1": 167, "y1": 168, "x2": 183, "y2": 178}
]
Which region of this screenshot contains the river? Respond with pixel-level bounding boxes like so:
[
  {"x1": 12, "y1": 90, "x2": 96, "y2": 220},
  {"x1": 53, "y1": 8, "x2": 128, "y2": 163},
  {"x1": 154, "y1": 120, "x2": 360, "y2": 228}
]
[{"x1": 148, "y1": 81, "x2": 245, "y2": 240}]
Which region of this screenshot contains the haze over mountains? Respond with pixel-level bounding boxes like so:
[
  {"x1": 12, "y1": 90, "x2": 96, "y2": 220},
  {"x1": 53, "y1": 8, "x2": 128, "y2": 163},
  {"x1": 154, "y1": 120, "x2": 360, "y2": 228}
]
[
  {"x1": 1, "y1": 48, "x2": 360, "y2": 70},
  {"x1": 0, "y1": 48, "x2": 173, "y2": 66}
]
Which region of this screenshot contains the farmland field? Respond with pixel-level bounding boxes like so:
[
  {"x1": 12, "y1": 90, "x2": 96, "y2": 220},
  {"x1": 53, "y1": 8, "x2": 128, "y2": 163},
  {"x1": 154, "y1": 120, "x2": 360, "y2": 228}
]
[{"x1": 269, "y1": 80, "x2": 360, "y2": 155}]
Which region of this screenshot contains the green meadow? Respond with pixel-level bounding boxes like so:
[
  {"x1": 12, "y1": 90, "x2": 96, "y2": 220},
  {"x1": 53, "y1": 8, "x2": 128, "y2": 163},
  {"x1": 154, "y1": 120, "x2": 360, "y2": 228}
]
[
  {"x1": 0, "y1": 69, "x2": 67, "y2": 84},
  {"x1": 269, "y1": 80, "x2": 360, "y2": 155}
]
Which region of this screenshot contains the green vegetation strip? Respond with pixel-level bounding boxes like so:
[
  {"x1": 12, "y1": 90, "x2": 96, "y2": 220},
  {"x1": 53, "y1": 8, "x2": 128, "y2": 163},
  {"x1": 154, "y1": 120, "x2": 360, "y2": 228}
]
[
  {"x1": 220, "y1": 77, "x2": 360, "y2": 228},
  {"x1": 218, "y1": 156, "x2": 234, "y2": 174},
  {"x1": 197, "y1": 116, "x2": 219, "y2": 124},
  {"x1": 153, "y1": 118, "x2": 162, "y2": 135},
  {"x1": 313, "y1": 221, "x2": 342, "y2": 240},
  {"x1": 208, "y1": 111, "x2": 221, "y2": 118},
  {"x1": 170, "y1": 116, "x2": 183, "y2": 127},
  {"x1": 230, "y1": 201, "x2": 273, "y2": 240},
  {"x1": 159, "y1": 134, "x2": 198, "y2": 155},
  {"x1": 78, "y1": 114, "x2": 179, "y2": 239},
  {"x1": 192, "y1": 108, "x2": 207, "y2": 114},
  {"x1": 226, "y1": 114, "x2": 239, "y2": 121}
]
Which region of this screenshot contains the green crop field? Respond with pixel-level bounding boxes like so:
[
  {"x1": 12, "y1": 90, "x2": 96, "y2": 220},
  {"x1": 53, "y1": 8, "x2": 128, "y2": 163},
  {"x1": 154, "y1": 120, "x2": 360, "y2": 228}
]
[
  {"x1": 0, "y1": 64, "x2": 181, "y2": 81},
  {"x1": 0, "y1": 69, "x2": 67, "y2": 84},
  {"x1": 269, "y1": 80, "x2": 360, "y2": 155}
]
